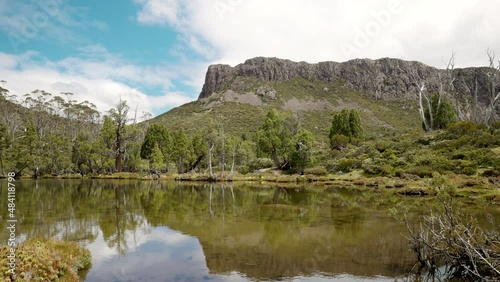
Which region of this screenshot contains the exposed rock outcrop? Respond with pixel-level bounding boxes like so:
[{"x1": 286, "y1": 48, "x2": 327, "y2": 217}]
[{"x1": 198, "y1": 57, "x2": 498, "y2": 109}]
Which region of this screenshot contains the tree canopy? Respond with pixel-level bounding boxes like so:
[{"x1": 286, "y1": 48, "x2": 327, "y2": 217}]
[{"x1": 329, "y1": 109, "x2": 363, "y2": 149}]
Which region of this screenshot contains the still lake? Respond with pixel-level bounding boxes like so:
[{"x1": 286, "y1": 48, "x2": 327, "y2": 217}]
[{"x1": 0, "y1": 179, "x2": 498, "y2": 281}]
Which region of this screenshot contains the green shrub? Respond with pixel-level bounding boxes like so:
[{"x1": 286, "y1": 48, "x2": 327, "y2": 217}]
[
  {"x1": 61, "y1": 174, "x2": 83, "y2": 179},
  {"x1": 414, "y1": 154, "x2": 454, "y2": 173},
  {"x1": 482, "y1": 169, "x2": 500, "y2": 177},
  {"x1": 113, "y1": 172, "x2": 140, "y2": 179},
  {"x1": 336, "y1": 158, "x2": 362, "y2": 173},
  {"x1": 380, "y1": 164, "x2": 395, "y2": 176},
  {"x1": 374, "y1": 140, "x2": 390, "y2": 152},
  {"x1": 304, "y1": 166, "x2": 328, "y2": 176},
  {"x1": 406, "y1": 166, "x2": 434, "y2": 178},
  {"x1": 362, "y1": 164, "x2": 381, "y2": 175},
  {"x1": 382, "y1": 149, "x2": 399, "y2": 160},
  {"x1": 474, "y1": 132, "x2": 499, "y2": 148},
  {"x1": 458, "y1": 166, "x2": 477, "y2": 176},
  {"x1": 391, "y1": 158, "x2": 408, "y2": 168},
  {"x1": 394, "y1": 168, "x2": 405, "y2": 177},
  {"x1": 389, "y1": 138, "x2": 415, "y2": 152},
  {"x1": 350, "y1": 137, "x2": 363, "y2": 146},
  {"x1": 416, "y1": 136, "x2": 432, "y2": 145},
  {"x1": 0, "y1": 239, "x2": 92, "y2": 281},
  {"x1": 330, "y1": 134, "x2": 350, "y2": 149},
  {"x1": 475, "y1": 150, "x2": 499, "y2": 167},
  {"x1": 450, "y1": 135, "x2": 473, "y2": 149},
  {"x1": 490, "y1": 121, "x2": 500, "y2": 131},
  {"x1": 448, "y1": 159, "x2": 476, "y2": 175},
  {"x1": 451, "y1": 152, "x2": 466, "y2": 160},
  {"x1": 237, "y1": 165, "x2": 250, "y2": 174},
  {"x1": 445, "y1": 121, "x2": 486, "y2": 138}
]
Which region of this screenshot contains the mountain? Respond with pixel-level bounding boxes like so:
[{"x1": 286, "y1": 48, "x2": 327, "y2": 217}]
[{"x1": 154, "y1": 57, "x2": 499, "y2": 140}]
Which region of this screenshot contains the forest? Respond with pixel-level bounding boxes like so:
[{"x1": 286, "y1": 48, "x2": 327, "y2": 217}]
[
  {"x1": 0, "y1": 80, "x2": 499, "y2": 182},
  {"x1": 0, "y1": 84, "x2": 319, "y2": 178}
]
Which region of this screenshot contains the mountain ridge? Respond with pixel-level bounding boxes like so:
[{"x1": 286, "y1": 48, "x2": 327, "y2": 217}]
[{"x1": 198, "y1": 57, "x2": 496, "y2": 109}]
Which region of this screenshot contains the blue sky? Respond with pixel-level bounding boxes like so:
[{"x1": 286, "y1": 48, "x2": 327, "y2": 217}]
[{"x1": 0, "y1": 0, "x2": 499, "y2": 118}]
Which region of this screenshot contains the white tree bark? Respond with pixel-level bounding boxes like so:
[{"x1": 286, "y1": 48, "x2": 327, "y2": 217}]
[{"x1": 486, "y1": 49, "x2": 500, "y2": 124}]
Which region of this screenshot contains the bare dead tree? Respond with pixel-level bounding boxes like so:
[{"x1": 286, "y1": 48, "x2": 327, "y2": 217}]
[
  {"x1": 108, "y1": 98, "x2": 130, "y2": 172},
  {"x1": 402, "y1": 60, "x2": 432, "y2": 132},
  {"x1": 485, "y1": 48, "x2": 500, "y2": 125},
  {"x1": 219, "y1": 120, "x2": 226, "y2": 178},
  {"x1": 441, "y1": 52, "x2": 465, "y2": 120},
  {"x1": 208, "y1": 140, "x2": 215, "y2": 178},
  {"x1": 393, "y1": 183, "x2": 500, "y2": 281}
]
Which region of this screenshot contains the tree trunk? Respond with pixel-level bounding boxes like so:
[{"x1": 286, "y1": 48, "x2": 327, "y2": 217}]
[
  {"x1": 208, "y1": 143, "x2": 214, "y2": 177},
  {"x1": 220, "y1": 135, "x2": 225, "y2": 178},
  {"x1": 228, "y1": 149, "x2": 236, "y2": 179},
  {"x1": 115, "y1": 132, "x2": 122, "y2": 172},
  {"x1": 424, "y1": 95, "x2": 433, "y2": 131},
  {"x1": 271, "y1": 147, "x2": 280, "y2": 168},
  {"x1": 187, "y1": 155, "x2": 203, "y2": 172},
  {"x1": 418, "y1": 84, "x2": 430, "y2": 132},
  {"x1": 230, "y1": 151, "x2": 235, "y2": 175}
]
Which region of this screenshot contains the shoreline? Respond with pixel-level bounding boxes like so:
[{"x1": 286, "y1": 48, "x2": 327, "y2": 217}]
[{"x1": 6, "y1": 170, "x2": 499, "y2": 204}]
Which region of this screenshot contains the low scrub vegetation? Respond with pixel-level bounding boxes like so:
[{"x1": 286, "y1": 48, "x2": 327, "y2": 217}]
[
  {"x1": 0, "y1": 239, "x2": 92, "y2": 281},
  {"x1": 392, "y1": 174, "x2": 500, "y2": 280}
]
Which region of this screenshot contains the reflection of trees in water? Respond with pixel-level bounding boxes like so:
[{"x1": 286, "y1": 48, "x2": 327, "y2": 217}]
[
  {"x1": 267, "y1": 187, "x2": 313, "y2": 205},
  {"x1": 98, "y1": 183, "x2": 148, "y2": 255},
  {"x1": 325, "y1": 189, "x2": 367, "y2": 231},
  {"x1": 0, "y1": 180, "x2": 430, "y2": 279},
  {"x1": 0, "y1": 180, "x2": 149, "y2": 256},
  {"x1": 329, "y1": 206, "x2": 366, "y2": 231},
  {"x1": 0, "y1": 180, "x2": 101, "y2": 243}
]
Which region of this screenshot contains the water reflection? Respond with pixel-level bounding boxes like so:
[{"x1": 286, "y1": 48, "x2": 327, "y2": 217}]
[
  {"x1": 86, "y1": 226, "x2": 212, "y2": 281},
  {"x1": 0, "y1": 180, "x2": 497, "y2": 281}
]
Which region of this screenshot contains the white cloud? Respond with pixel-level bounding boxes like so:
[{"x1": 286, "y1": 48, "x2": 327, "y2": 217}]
[
  {"x1": 135, "y1": 0, "x2": 186, "y2": 26},
  {"x1": 3, "y1": 0, "x2": 499, "y2": 120},
  {"x1": 0, "y1": 50, "x2": 194, "y2": 118},
  {"x1": 135, "y1": 0, "x2": 500, "y2": 69}
]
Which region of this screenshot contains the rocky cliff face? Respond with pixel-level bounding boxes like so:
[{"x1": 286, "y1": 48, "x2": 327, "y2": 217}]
[{"x1": 198, "y1": 57, "x2": 497, "y2": 106}]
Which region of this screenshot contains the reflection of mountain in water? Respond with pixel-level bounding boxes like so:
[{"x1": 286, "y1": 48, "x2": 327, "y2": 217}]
[
  {"x1": 2, "y1": 180, "x2": 494, "y2": 281},
  {"x1": 158, "y1": 185, "x2": 415, "y2": 279}
]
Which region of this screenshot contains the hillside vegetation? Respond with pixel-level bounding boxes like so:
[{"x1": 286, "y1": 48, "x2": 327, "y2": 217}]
[
  {"x1": 0, "y1": 57, "x2": 498, "y2": 198},
  {"x1": 155, "y1": 77, "x2": 420, "y2": 140}
]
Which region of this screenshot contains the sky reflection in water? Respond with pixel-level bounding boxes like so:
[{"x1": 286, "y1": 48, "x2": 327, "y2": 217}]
[
  {"x1": 4, "y1": 180, "x2": 492, "y2": 281},
  {"x1": 85, "y1": 225, "x2": 394, "y2": 282}
]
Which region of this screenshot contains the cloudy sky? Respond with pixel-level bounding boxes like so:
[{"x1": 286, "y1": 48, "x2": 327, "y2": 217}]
[{"x1": 0, "y1": 0, "x2": 499, "y2": 117}]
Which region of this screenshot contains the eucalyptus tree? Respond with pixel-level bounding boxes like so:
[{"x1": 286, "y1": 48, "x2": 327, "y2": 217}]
[
  {"x1": 424, "y1": 93, "x2": 457, "y2": 130},
  {"x1": 141, "y1": 123, "x2": 173, "y2": 169},
  {"x1": 149, "y1": 142, "x2": 164, "y2": 173},
  {"x1": 329, "y1": 109, "x2": 363, "y2": 148},
  {"x1": 72, "y1": 132, "x2": 97, "y2": 174},
  {"x1": 22, "y1": 90, "x2": 55, "y2": 139},
  {"x1": 226, "y1": 135, "x2": 241, "y2": 178},
  {"x1": 171, "y1": 130, "x2": 194, "y2": 173},
  {"x1": 485, "y1": 49, "x2": 500, "y2": 125},
  {"x1": 108, "y1": 99, "x2": 130, "y2": 172},
  {"x1": 98, "y1": 116, "x2": 117, "y2": 172},
  {"x1": 257, "y1": 109, "x2": 296, "y2": 169},
  {"x1": 0, "y1": 122, "x2": 10, "y2": 176},
  {"x1": 0, "y1": 83, "x2": 22, "y2": 139},
  {"x1": 257, "y1": 109, "x2": 313, "y2": 171},
  {"x1": 190, "y1": 130, "x2": 207, "y2": 172},
  {"x1": 290, "y1": 129, "x2": 315, "y2": 174}
]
